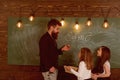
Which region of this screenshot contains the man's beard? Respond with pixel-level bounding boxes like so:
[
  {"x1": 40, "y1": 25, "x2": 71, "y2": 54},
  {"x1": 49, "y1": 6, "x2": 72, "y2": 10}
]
[{"x1": 52, "y1": 32, "x2": 59, "y2": 40}]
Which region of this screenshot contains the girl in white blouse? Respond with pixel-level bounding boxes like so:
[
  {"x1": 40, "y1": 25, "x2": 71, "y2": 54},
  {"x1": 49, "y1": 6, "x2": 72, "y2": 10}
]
[
  {"x1": 65, "y1": 47, "x2": 93, "y2": 80},
  {"x1": 92, "y1": 46, "x2": 111, "y2": 80}
]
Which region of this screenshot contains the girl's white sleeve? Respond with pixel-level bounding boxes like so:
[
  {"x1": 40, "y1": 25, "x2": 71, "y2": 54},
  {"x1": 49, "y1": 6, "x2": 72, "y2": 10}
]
[{"x1": 70, "y1": 62, "x2": 85, "y2": 77}]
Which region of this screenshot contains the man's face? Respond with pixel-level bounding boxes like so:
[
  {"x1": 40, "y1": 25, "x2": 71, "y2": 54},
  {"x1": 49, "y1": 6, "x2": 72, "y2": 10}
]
[{"x1": 52, "y1": 25, "x2": 60, "y2": 40}]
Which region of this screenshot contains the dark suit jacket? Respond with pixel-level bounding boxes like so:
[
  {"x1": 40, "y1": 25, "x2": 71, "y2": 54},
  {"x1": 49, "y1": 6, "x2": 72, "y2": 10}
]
[{"x1": 39, "y1": 32, "x2": 63, "y2": 72}]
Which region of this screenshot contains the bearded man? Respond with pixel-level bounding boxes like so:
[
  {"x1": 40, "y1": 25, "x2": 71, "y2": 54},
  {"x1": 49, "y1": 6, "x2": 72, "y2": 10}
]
[{"x1": 39, "y1": 19, "x2": 70, "y2": 80}]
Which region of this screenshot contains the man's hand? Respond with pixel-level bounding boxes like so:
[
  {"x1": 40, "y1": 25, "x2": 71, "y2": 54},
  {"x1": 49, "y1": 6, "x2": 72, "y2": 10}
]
[
  {"x1": 61, "y1": 44, "x2": 70, "y2": 51},
  {"x1": 49, "y1": 66, "x2": 56, "y2": 73}
]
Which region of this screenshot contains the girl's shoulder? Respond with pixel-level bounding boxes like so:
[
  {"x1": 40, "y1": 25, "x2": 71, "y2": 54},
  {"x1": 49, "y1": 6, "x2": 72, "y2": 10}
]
[
  {"x1": 104, "y1": 61, "x2": 110, "y2": 65},
  {"x1": 104, "y1": 61, "x2": 110, "y2": 68},
  {"x1": 80, "y1": 61, "x2": 86, "y2": 65}
]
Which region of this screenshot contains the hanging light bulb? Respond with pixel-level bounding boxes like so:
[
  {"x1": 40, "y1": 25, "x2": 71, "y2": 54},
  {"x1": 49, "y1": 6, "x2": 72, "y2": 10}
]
[
  {"x1": 29, "y1": 14, "x2": 34, "y2": 21},
  {"x1": 16, "y1": 7, "x2": 23, "y2": 28},
  {"x1": 60, "y1": 18, "x2": 65, "y2": 26},
  {"x1": 74, "y1": 21, "x2": 79, "y2": 30},
  {"x1": 17, "y1": 20, "x2": 22, "y2": 28},
  {"x1": 103, "y1": 19, "x2": 109, "y2": 28},
  {"x1": 86, "y1": 18, "x2": 92, "y2": 26}
]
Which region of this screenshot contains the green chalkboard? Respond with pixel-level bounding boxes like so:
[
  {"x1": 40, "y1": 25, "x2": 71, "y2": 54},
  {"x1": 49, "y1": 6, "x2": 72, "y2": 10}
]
[{"x1": 8, "y1": 17, "x2": 120, "y2": 68}]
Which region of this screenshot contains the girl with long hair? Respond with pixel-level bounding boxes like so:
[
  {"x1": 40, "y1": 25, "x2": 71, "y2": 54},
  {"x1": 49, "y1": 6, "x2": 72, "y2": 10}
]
[
  {"x1": 65, "y1": 47, "x2": 93, "y2": 80},
  {"x1": 92, "y1": 46, "x2": 111, "y2": 80}
]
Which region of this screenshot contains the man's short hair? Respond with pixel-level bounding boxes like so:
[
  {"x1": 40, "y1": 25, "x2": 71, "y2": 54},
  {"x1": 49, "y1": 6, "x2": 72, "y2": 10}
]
[{"x1": 47, "y1": 19, "x2": 61, "y2": 29}]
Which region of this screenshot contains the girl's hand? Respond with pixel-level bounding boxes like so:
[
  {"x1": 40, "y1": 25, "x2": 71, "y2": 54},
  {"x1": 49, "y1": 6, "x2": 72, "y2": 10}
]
[
  {"x1": 92, "y1": 74, "x2": 98, "y2": 80},
  {"x1": 64, "y1": 66, "x2": 71, "y2": 71}
]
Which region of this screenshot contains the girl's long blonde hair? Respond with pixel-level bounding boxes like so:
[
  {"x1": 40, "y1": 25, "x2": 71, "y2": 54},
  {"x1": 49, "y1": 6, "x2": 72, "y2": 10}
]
[{"x1": 79, "y1": 47, "x2": 93, "y2": 70}]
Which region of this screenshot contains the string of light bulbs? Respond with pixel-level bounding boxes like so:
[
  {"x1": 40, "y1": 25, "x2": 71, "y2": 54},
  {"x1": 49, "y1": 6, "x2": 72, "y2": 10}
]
[{"x1": 16, "y1": 6, "x2": 120, "y2": 29}]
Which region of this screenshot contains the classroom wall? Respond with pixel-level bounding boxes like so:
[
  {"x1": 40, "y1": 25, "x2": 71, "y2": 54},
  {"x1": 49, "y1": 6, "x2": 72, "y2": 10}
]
[
  {"x1": 0, "y1": 0, "x2": 120, "y2": 79},
  {"x1": 8, "y1": 17, "x2": 120, "y2": 68}
]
